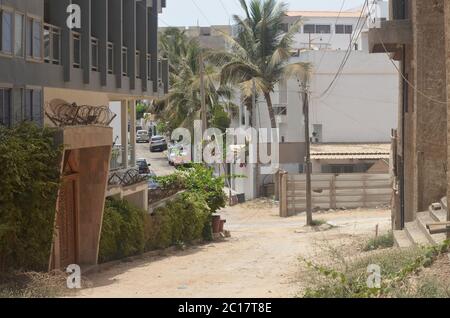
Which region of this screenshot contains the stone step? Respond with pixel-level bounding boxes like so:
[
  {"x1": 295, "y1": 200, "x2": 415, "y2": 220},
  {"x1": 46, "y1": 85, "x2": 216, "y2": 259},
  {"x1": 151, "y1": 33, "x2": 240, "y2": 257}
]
[
  {"x1": 429, "y1": 205, "x2": 448, "y2": 223},
  {"x1": 440, "y1": 196, "x2": 447, "y2": 213},
  {"x1": 416, "y1": 212, "x2": 447, "y2": 245},
  {"x1": 405, "y1": 220, "x2": 433, "y2": 246},
  {"x1": 393, "y1": 230, "x2": 413, "y2": 248}
]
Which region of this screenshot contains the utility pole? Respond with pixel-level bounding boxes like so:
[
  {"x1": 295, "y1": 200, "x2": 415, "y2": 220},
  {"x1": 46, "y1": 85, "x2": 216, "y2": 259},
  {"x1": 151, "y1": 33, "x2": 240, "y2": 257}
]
[
  {"x1": 302, "y1": 82, "x2": 313, "y2": 226},
  {"x1": 199, "y1": 52, "x2": 207, "y2": 133},
  {"x1": 253, "y1": 79, "x2": 260, "y2": 198}
]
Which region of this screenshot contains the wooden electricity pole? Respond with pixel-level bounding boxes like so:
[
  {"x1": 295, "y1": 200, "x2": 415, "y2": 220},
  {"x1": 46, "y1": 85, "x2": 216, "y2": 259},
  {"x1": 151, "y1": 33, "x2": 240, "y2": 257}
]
[
  {"x1": 302, "y1": 83, "x2": 313, "y2": 226},
  {"x1": 253, "y1": 79, "x2": 260, "y2": 198}
]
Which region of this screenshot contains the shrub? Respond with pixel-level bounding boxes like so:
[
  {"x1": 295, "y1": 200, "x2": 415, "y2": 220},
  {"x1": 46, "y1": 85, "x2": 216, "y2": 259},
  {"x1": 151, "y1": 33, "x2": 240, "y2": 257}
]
[
  {"x1": 302, "y1": 240, "x2": 450, "y2": 298},
  {"x1": 363, "y1": 231, "x2": 394, "y2": 252},
  {"x1": 98, "y1": 198, "x2": 146, "y2": 263},
  {"x1": 180, "y1": 164, "x2": 227, "y2": 214},
  {"x1": 145, "y1": 192, "x2": 210, "y2": 250},
  {"x1": 0, "y1": 123, "x2": 62, "y2": 272}
]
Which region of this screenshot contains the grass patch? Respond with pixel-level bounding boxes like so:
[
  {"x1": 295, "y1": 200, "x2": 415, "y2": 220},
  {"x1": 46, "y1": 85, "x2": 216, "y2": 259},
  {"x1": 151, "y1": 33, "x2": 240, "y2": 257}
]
[
  {"x1": 309, "y1": 219, "x2": 327, "y2": 227},
  {"x1": 363, "y1": 231, "x2": 394, "y2": 252},
  {"x1": 301, "y1": 240, "x2": 450, "y2": 298}
]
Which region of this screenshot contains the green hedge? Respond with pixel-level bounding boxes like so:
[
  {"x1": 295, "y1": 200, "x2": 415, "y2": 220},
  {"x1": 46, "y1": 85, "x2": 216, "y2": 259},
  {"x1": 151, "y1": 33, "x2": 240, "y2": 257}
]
[
  {"x1": 98, "y1": 198, "x2": 146, "y2": 263},
  {"x1": 99, "y1": 165, "x2": 226, "y2": 263},
  {"x1": 145, "y1": 192, "x2": 210, "y2": 250},
  {"x1": 0, "y1": 123, "x2": 62, "y2": 272}
]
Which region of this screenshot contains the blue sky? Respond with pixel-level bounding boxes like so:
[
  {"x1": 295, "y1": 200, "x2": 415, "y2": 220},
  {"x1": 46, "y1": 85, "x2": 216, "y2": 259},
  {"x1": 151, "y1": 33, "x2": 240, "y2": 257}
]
[{"x1": 160, "y1": 0, "x2": 366, "y2": 27}]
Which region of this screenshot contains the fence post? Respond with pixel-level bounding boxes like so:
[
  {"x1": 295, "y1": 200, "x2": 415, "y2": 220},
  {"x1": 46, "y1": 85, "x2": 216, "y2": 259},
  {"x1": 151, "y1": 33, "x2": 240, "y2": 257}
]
[
  {"x1": 330, "y1": 175, "x2": 337, "y2": 210},
  {"x1": 279, "y1": 171, "x2": 288, "y2": 217}
]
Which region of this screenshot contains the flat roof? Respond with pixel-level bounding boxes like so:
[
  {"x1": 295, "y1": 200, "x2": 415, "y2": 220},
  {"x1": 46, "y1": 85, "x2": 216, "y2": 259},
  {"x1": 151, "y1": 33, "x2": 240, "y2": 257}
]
[
  {"x1": 311, "y1": 143, "x2": 391, "y2": 160},
  {"x1": 286, "y1": 11, "x2": 362, "y2": 18}
]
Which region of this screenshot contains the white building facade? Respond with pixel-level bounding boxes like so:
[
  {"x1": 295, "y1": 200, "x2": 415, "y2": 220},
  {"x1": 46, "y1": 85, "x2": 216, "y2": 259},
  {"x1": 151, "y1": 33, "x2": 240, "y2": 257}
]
[{"x1": 230, "y1": 1, "x2": 398, "y2": 200}]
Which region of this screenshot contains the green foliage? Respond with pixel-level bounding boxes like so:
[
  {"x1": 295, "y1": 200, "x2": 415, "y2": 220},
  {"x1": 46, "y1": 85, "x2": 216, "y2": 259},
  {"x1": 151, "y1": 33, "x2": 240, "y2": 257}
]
[
  {"x1": 145, "y1": 192, "x2": 210, "y2": 250},
  {"x1": 179, "y1": 164, "x2": 227, "y2": 214},
  {"x1": 211, "y1": 105, "x2": 231, "y2": 132},
  {"x1": 211, "y1": 0, "x2": 311, "y2": 128},
  {"x1": 136, "y1": 102, "x2": 150, "y2": 120},
  {"x1": 0, "y1": 123, "x2": 62, "y2": 272},
  {"x1": 303, "y1": 240, "x2": 450, "y2": 298},
  {"x1": 98, "y1": 198, "x2": 146, "y2": 263},
  {"x1": 363, "y1": 231, "x2": 394, "y2": 252},
  {"x1": 309, "y1": 219, "x2": 327, "y2": 227},
  {"x1": 154, "y1": 27, "x2": 237, "y2": 133}
]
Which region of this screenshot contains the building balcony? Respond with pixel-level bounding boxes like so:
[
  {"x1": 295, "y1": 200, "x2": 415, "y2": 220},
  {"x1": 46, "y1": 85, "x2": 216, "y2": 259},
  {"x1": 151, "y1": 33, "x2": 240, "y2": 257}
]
[{"x1": 368, "y1": 19, "x2": 412, "y2": 59}]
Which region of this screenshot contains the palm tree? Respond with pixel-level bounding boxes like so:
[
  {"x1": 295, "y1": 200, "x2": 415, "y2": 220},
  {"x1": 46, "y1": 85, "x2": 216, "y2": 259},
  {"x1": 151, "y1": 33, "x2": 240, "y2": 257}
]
[
  {"x1": 210, "y1": 0, "x2": 311, "y2": 129},
  {"x1": 155, "y1": 28, "x2": 236, "y2": 132}
]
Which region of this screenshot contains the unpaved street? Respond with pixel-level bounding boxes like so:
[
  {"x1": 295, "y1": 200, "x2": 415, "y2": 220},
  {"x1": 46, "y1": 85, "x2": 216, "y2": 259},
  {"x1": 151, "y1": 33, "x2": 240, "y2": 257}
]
[{"x1": 78, "y1": 201, "x2": 390, "y2": 298}]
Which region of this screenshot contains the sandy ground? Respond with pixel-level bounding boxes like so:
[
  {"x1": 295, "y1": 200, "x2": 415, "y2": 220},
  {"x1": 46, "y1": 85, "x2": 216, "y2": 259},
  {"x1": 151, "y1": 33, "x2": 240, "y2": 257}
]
[{"x1": 76, "y1": 200, "x2": 390, "y2": 298}]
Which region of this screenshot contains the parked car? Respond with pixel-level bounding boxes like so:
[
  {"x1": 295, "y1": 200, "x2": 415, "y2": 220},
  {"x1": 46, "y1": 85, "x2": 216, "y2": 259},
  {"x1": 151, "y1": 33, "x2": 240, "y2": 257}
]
[
  {"x1": 136, "y1": 158, "x2": 151, "y2": 174},
  {"x1": 167, "y1": 145, "x2": 190, "y2": 166},
  {"x1": 150, "y1": 135, "x2": 168, "y2": 152},
  {"x1": 136, "y1": 130, "x2": 150, "y2": 143}
]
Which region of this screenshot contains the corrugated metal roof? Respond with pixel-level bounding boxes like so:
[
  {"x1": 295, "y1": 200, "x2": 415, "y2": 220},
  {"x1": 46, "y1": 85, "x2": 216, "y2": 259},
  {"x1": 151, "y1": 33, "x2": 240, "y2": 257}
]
[{"x1": 311, "y1": 143, "x2": 391, "y2": 160}]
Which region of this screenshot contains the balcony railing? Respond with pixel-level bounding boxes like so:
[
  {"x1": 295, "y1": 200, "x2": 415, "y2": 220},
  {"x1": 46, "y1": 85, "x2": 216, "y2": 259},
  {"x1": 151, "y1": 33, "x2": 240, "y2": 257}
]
[{"x1": 44, "y1": 23, "x2": 61, "y2": 65}]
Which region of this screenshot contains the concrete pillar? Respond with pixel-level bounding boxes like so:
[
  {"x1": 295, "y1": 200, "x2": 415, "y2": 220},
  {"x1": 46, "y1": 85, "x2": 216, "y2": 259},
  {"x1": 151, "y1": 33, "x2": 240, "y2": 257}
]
[
  {"x1": 412, "y1": 0, "x2": 447, "y2": 214},
  {"x1": 121, "y1": 100, "x2": 129, "y2": 169},
  {"x1": 129, "y1": 100, "x2": 137, "y2": 167},
  {"x1": 445, "y1": 0, "x2": 450, "y2": 224}
]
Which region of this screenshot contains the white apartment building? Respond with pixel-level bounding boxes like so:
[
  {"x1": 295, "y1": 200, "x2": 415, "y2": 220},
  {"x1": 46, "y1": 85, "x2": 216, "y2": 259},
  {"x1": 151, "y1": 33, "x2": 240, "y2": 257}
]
[{"x1": 230, "y1": 1, "x2": 398, "y2": 200}]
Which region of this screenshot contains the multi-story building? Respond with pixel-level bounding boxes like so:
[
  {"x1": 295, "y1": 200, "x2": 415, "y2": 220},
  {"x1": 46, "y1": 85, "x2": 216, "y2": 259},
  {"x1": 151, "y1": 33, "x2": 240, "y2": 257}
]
[
  {"x1": 159, "y1": 25, "x2": 232, "y2": 50},
  {"x1": 369, "y1": 0, "x2": 450, "y2": 245},
  {"x1": 0, "y1": 0, "x2": 168, "y2": 270},
  {"x1": 230, "y1": 1, "x2": 398, "y2": 200}
]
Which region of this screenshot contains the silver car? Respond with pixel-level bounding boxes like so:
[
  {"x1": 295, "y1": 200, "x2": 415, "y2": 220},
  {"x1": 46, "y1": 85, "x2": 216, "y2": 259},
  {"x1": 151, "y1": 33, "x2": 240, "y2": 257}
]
[
  {"x1": 136, "y1": 130, "x2": 150, "y2": 143},
  {"x1": 150, "y1": 135, "x2": 168, "y2": 152}
]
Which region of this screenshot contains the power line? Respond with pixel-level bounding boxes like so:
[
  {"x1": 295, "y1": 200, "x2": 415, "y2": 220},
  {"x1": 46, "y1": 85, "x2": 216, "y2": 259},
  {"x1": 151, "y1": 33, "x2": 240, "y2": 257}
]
[
  {"x1": 374, "y1": 28, "x2": 449, "y2": 105},
  {"x1": 315, "y1": 0, "x2": 347, "y2": 71},
  {"x1": 318, "y1": 0, "x2": 371, "y2": 98}
]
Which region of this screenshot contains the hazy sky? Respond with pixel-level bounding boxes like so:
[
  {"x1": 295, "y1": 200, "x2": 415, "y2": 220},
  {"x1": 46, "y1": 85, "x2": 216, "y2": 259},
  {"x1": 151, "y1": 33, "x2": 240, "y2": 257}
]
[{"x1": 160, "y1": 0, "x2": 366, "y2": 27}]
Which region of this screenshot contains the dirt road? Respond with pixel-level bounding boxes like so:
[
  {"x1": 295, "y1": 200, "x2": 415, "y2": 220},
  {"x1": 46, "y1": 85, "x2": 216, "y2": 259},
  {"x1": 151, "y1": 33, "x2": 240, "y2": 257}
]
[{"x1": 78, "y1": 201, "x2": 390, "y2": 298}]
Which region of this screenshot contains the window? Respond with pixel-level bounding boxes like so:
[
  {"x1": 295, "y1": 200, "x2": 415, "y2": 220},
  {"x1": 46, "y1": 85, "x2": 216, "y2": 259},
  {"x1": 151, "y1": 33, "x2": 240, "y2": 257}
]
[
  {"x1": 14, "y1": 13, "x2": 24, "y2": 56},
  {"x1": 26, "y1": 17, "x2": 42, "y2": 59},
  {"x1": 73, "y1": 32, "x2": 81, "y2": 68},
  {"x1": 336, "y1": 24, "x2": 353, "y2": 34},
  {"x1": 44, "y1": 24, "x2": 61, "y2": 64},
  {"x1": 147, "y1": 53, "x2": 151, "y2": 80},
  {"x1": 1, "y1": 10, "x2": 13, "y2": 54},
  {"x1": 135, "y1": 51, "x2": 140, "y2": 78},
  {"x1": 11, "y1": 89, "x2": 23, "y2": 125},
  {"x1": 312, "y1": 124, "x2": 322, "y2": 143},
  {"x1": 24, "y1": 89, "x2": 42, "y2": 125},
  {"x1": 322, "y1": 165, "x2": 355, "y2": 174},
  {"x1": 280, "y1": 23, "x2": 289, "y2": 33},
  {"x1": 122, "y1": 47, "x2": 128, "y2": 76},
  {"x1": 304, "y1": 24, "x2": 331, "y2": 34},
  {"x1": 91, "y1": 37, "x2": 99, "y2": 71},
  {"x1": 0, "y1": 88, "x2": 11, "y2": 127},
  {"x1": 108, "y1": 42, "x2": 114, "y2": 74},
  {"x1": 316, "y1": 25, "x2": 331, "y2": 34},
  {"x1": 303, "y1": 24, "x2": 315, "y2": 34}
]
